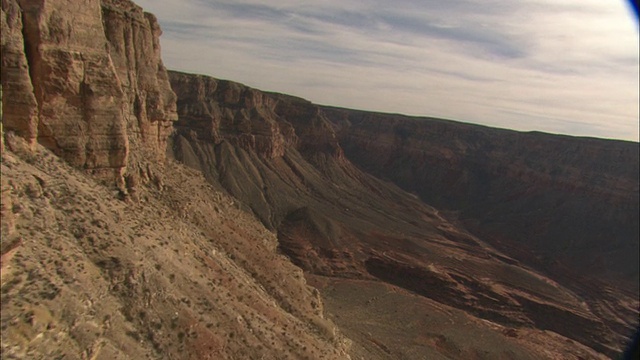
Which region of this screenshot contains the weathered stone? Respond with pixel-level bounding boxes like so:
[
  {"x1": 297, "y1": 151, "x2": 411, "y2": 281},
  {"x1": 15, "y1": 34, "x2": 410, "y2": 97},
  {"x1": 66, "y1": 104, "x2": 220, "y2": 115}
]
[
  {"x1": 1, "y1": 0, "x2": 177, "y2": 184},
  {"x1": 170, "y1": 72, "x2": 294, "y2": 159},
  {"x1": 1, "y1": 0, "x2": 39, "y2": 147},
  {"x1": 101, "y1": 0, "x2": 177, "y2": 166},
  {"x1": 12, "y1": 0, "x2": 127, "y2": 181}
]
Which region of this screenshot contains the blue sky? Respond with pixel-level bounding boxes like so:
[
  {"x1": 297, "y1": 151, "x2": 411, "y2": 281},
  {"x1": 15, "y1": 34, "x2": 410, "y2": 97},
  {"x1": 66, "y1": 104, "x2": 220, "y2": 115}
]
[{"x1": 136, "y1": 0, "x2": 639, "y2": 141}]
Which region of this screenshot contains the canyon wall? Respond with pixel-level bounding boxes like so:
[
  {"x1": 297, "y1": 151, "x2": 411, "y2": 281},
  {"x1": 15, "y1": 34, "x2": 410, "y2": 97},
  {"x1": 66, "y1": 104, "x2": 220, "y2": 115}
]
[
  {"x1": 168, "y1": 71, "x2": 348, "y2": 231},
  {"x1": 169, "y1": 71, "x2": 342, "y2": 163},
  {"x1": 323, "y1": 107, "x2": 640, "y2": 292},
  {"x1": 168, "y1": 68, "x2": 639, "y2": 296},
  {"x1": 1, "y1": 0, "x2": 176, "y2": 184},
  {"x1": 168, "y1": 70, "x2": 639, "y2": 358},
  {"x1": 1, "y1": 1, "x2": 352, "y2": 358}
]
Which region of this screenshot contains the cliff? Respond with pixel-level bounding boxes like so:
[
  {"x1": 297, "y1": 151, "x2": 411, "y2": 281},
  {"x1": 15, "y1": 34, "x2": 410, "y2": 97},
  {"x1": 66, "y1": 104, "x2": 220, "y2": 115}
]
[
  {"x1": 1, "y1": 0, "x2": 176, "y2": 184},
  {"x1": 1, "y1": 1, "x2": 351, "y2": 358},
  {"x1": 169, "y1": 71, "x2": 342, "y2": 162},
  {"x1": 323, "y1": 107, "x2": 639, "y2": 292},
  {"x1": 168, "y1": 70, "x2": 639, "y2": 359},
  {"x1": 101, "y1": 0, "x2": 177, "y2": 166},
  {"x1": 168, "y1": 71, "x2": 346, "y2": 231}
]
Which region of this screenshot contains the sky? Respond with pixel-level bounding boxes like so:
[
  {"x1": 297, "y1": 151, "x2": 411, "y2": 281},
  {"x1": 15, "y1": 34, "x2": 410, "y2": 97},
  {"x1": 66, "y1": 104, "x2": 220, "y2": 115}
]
[{"x1": 135, "y1": 0, "x2": 639, "y2": 142}]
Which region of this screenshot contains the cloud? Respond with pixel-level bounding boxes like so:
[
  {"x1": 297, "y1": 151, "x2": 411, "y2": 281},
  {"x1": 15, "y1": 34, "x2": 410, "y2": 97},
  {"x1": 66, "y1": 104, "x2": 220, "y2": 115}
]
[{"x1": 135, "y1": 0, "x2": 639, "y2": 141}]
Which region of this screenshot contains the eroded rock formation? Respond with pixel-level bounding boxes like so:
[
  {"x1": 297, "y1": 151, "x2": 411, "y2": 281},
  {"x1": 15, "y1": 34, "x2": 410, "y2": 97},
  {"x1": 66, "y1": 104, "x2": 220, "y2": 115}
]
[
  {"x1": 1, "y1": 1, "x2": 351, "y2": 359},
  {"x1": 324, "y1": 107, "x2": 640, "y2": 292},
  {"x1": 1, "y1": 0, "x2": 41, "y2": 146},
  {"x1": 1, "y1": 0, "x2": 177, "y2": 183},
  {"x1": 101, "y1": 0, "x2": 177, "y2": 165},
  {"x1": 169, "y1": 70, "x2": 639, "y2": 359},
  {"x1": 169, "y1": 73, "x2": 294, "y2": 159}
]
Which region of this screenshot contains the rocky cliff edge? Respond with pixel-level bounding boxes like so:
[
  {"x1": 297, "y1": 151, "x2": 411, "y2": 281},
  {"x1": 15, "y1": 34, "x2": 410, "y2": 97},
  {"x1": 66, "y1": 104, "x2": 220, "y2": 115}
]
[{"x1": 1, "y1": 0, "x2": 177, "y2": 188}]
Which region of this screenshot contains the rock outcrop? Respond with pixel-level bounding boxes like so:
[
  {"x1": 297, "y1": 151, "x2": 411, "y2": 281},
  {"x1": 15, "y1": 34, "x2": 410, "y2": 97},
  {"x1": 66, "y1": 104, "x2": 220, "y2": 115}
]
[
  {"x1": 101, "y1": 0, "x2": 177, "y2": 166},
  {"x1": 7, "y1": 0, "x2": 128, "y2": 180},
  {"x1": 169, "y1": 71, "x2": 342, "y2": 162},
  {"x1": 169, "y1": 71, "x2": 347, "y2": 230},
  {"x1": 1, "y1": 1, "x2": 352, "y2": 359},
  {"x1": 0, "y1": 0, "x2": 41, "y2": 147},
  {"x1": 1, "y1": 0, "x2": 177, "y2": 183},
  {"x1": 169, "y1": 73, "x2": 294, "y2": 159}
]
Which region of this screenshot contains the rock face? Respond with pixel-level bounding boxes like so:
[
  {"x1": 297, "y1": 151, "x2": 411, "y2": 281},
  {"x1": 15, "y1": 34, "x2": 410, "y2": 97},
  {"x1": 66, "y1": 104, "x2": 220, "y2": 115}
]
[
  {"x1": 169, "y1": 71, "x2": 639, "y2": 359},
  {"x1": 169, "y1": 71, "x2": 346, "y2": 230},
  {"x1": 0, "y1": 0, "x2": 41, "y2": 146},
  {"x1": 169, "y1": 71, "x2": 342, "y2": 162},
  {"x1": 8, "y1": 0, "x2": 128, "y2": 180},
  {"x1": 1, "y1": 0, "x2": 176, "y2": 183},
  {"x1": 1, "y1": 1, "x2": 351, "y2": 359},
  {"x1": 169, "y1": 73, "x2": 294, "y2": 159},
  {"x1": 101, "y1": 0, "x2": 177, "y2": 166}
]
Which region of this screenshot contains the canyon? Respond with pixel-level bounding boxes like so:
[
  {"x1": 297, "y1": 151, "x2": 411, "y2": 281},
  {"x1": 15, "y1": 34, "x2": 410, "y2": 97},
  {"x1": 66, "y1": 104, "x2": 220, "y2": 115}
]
[
  {"x1": 2, "y1": 0, "x2": 638, "y2": 359},
  {"x1": 168, "y1": 71, "x2": 638, "y2": 359}
]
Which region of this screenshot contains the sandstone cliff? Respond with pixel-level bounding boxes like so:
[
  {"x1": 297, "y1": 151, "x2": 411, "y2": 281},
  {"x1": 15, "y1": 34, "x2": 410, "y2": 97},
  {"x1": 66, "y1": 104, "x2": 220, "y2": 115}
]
[
  {"x1": 101, "y1": 0, "x2": 177, "y2": 167},
  {"x1": 1, "y1": 0, "x2": 176, "y2": 184},
  {"x1": 1, "y1": 135, "x2": 350, "y2": 359},
  {"x1": 169, "y1": 70, "x2": 346, "y2": 231},
  {"x1": 0, "y1": 0, "x2": 38, "y2": 146},
  {"x1": 169, "y1": 71, "x2": 342, "y2": 162}
]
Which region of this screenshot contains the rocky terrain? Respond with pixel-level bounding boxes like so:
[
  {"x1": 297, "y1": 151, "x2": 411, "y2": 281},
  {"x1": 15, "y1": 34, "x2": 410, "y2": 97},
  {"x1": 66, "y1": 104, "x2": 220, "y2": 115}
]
[
  {"x1": 168, "y1": 70, "x2": 638, "y2": 359},
  {"x1": 1, "y1": 1, "x2": 349, "y2": 359},
  {"x1": 2, "y1": 0, "x2": 638, "y2": 359},
  {"x1": 324, "y1": 107, "x2": 639, "y2": 293},
  {"x1": 1, "y1": 135, "x2": 349, "y2": 359},
  {"x1": 2, "y1": 0, "x2": 176, "y2": 183}
]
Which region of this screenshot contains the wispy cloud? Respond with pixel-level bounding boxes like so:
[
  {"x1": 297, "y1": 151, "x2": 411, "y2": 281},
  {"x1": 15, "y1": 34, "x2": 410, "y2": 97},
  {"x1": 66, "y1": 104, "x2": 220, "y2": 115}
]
[{"x1": 136, "y1": 0, "x2": 639, "y2": 141}]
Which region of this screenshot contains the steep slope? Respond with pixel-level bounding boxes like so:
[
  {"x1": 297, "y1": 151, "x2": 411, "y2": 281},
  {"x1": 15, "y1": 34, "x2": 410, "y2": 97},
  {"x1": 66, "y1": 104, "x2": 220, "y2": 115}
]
[
  {"x1": 1, "y1": 135, "x2": 350, "y2": 359},
  {"x1": 168, "y1": 70, "x2": 638, "y2": 358},
  {"x1": 1, "y1": 0, "x2": 176, "y2": 184},
  {"x1": 323, "y1": 107, "x2": 639, "y2": 293},
  {"x1": 3, "y1": 0, "x2": 637, "y2": 357},
  {"x1": 1, "y1": 0, "x2": 350, "y2": 358}
]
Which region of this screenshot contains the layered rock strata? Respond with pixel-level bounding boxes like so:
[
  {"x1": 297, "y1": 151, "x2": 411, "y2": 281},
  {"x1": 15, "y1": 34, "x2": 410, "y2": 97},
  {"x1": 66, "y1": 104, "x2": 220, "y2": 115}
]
[
  {"x1": 101, "y1": 0, "x2": 177, "y2": 166},
  {"x1": 169, "y1": 70, "x2": 639, "y2": 358},
  {"x1": 1, "y1": 1, "x2": 352, "y2": 358},
  {"x1": 323, "y1": 107, "x2": 639, "y2": 292},
  {"x1": 169, "y1": 71, "x2": 342, "y2": 162},
  {"x1": 1, "y1": 0, "x2": 177, "y2": 183},
  {"x1": 1, "y1": 0, "x2": 43, "y2": 146}
]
